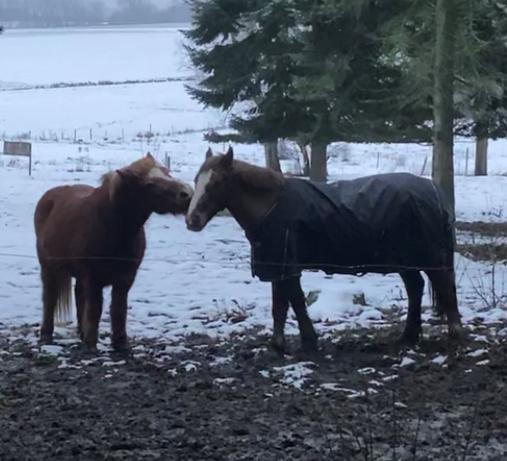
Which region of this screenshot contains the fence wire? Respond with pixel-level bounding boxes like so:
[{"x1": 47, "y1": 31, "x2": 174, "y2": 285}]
[{"x1": 0, "y1": 251, "x2": 454, "y2": 272}]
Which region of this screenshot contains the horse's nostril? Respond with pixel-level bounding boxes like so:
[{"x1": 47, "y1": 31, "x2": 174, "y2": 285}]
[{"x1": 180, "y1": 191, "x2": 190, "y2": 200}]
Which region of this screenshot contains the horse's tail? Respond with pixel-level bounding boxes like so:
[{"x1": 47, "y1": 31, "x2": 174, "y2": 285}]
[
  {"x1": 429, "y1": 278, "x2": 445, "y2": 317},
  {"x1": 55, "y1": 273, "x2": 72, "y2": 325}
]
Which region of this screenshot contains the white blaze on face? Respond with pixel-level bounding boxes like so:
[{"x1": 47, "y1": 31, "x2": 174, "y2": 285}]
[
  {"x1": 148, "y1": 165, "x2": 171, "y2": 181},
  {"x1": 187, "y1": 169, "x2": 213, "y2": 217}
]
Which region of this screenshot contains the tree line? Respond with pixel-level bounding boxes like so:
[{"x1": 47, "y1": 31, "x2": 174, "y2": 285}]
[
  {"x1": 0, "y1": 0, "x2": 191, "y2": 28},
  {"x1": 185, "y1": 0, "x2": 507, "y2": 220}
]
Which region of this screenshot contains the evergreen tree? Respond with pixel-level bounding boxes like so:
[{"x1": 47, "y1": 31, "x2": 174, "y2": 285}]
[
  {"x1": 288, "y1": 0, "x2": 432, "y2": 180},
  {"x1": 185, "y1": 0, "x2": 311, "y2": 172},
  {"x1": 186, "y1": 0, "x2": 432, "y2": 181},
  {"x1": 186, "y1": 0, "x2": 308, "y2": 140},
  {"x1": 384, "y1": 0, "x2": 507, "y2": 180},
  {"x1": 454, "y1": 1, "x2": 507, "y2": 175}
]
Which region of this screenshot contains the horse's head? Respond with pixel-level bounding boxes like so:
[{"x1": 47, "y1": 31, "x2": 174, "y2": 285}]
[
  {"x1": 186, "y1": 146, "x2": 233, "y2": 231},
  {"x1": 110, "y1": 153, "x2": 193, "y2": 215}
]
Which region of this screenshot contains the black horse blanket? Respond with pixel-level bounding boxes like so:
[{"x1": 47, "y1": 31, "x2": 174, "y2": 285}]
[{"x1": 246, "y1": 173, "x2": 453, "y2": 282}]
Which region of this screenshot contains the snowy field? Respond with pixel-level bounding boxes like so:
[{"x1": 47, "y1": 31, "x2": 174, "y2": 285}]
[
  {"x1": 0, "y1": 24, "x2": 192, "y2": 87},
  {"x1": 0, "y1": 25, "x2": 506, "y2": 348}
]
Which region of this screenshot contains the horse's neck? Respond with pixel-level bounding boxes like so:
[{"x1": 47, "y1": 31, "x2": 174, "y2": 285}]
[
  {"x1": 105, "y1": 188, "x2": 151, "y2": 236},
  {"x1": 226, "y1": 162, "x2": 284, "y2": 232}
]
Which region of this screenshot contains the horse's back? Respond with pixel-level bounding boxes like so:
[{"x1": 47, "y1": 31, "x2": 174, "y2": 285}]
[
  {"x1": 323, "y1": 173, "x2": 444, "y2": 227},
  {"x1": 35, "y1": 184, "x2": 100, "y2": 267},
  {"x1": 35, "y1": 185, "x2": 95, "y2": 234},
  {"x1": 249, "y1": 173, "x2": 453, "y2": 281},
  {"x1": 312, "y1": 173, "x2": 452, "y2": 270}
]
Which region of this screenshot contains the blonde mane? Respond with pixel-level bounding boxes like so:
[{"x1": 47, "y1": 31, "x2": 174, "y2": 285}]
[{"x1": 100, "y1": 155, "x2": 157, "y2": 201}]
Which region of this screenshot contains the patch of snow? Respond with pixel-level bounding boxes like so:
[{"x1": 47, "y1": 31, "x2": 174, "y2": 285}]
[
  {"x1": 272, "y1": 362, "x2": 315, "y2": 390},
  {"x1": 163, "y1": 345, "x2": 191, "y2": 355},
  {"x1": 347, "y1": 388, "x2": 379, "y2": 399},
  {"x1": 320, "y1": 383, "x2": 343, "y2": 391},
  {"x1": 210, "y1": 356, "x2": 233, "y2": 367},
  {"x1": 57, "y1": 359, "x2": 81, "y2": 369},
  {"x1": 399, "y1": 357, "x2": 416, "y2": 367},
  {"x1": 40, "y1": 345, "x2": 64, "y2": 356},
  {"x1": 80, "y1": 358, "x2": 104, "y2": 366},
  {"x1": 467, "y1": 348, "x2": 488, "y2": 358},
  {"x1": 471, "y1": 335, "x2": 489, "y2": 343},
  {"x1": 213, "y1": 377, "x2": 235, "y2": 386},
  {"x1": 182, "y1": 360, "x2": 200, "y2": 372},
  {"x1": 431, "y1": 355, "x2": 447, "y2": 365},
  {"x1": 102, "y1": 360, "x2": 126, "y2": 367},
  {"x1": 357, "y1": 367, "x2": 376, "y2": 375}
]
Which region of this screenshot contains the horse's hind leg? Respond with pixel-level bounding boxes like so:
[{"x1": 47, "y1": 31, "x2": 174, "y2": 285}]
[
  {"x1": 110, "y1": 280, "x2": 133, "y2": 351},
  {"x1": 82, "y1": 281, "x2": 103, "y2": 351},
  {"x1": 426, "y1": 269, "x2": 463, "y2": 339},
  {"x1": 399, "y1": 271, "x2": 425, "y2": 345},
  {"x1": 284, "y1": 277, "x2": 318, "y2": 352},
  {"x1": 40, "y1": 266, "x2": 58, "y2": 344},
  {"x1": 271, "y1": 281, "x2": 290, "y2": 352}
]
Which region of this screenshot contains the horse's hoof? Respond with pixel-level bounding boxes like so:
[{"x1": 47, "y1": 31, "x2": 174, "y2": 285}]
[
  {"x1": 39, "y1": 334, "x2": 53, "y2": 345},
  {"x1": 397, "y1": 330, "x2": 420, "y2": 347},
  {"x1": 112, "y1": 340, "x2": 130, "y2": 353},
  {"x1": 270, "y1": 336, "x2": 286, "y2": 355},
  {"x1": 448, "y1": 323, "x2": 465, "y2": 341},
  {"x1": 82, "y1": 342, "x2": 98, "y2": 354},
  {"x1": 301, "y1": 336, "x2": 319, "y2": 354}
]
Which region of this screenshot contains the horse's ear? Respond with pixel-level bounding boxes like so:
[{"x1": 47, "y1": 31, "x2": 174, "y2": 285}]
[
  {"x1": 146, "y1": 152, "x2": 154, "y2": 160},
  {"x1": 205, "y1": 147, "x2": 213, "y2": 160},
  {"x1": 221, "y1": 146, "x2": 233, "y2": 168}
]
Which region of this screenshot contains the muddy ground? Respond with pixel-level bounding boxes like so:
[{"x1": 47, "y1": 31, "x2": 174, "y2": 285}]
[
  {"x1": 1, "y1": 321, "x2": 507, "y2": 461},
  {"x1": 1, "y1": 221, "x2": 506, "y2": 461}
]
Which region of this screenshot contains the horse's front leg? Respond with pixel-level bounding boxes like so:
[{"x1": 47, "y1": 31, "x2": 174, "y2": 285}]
[
  {"x1": 82, "y1": 280, "x2": 103, "y2": 352},
  {"x1": 110, "y1": 280, "x2": 133, "y2": 352},
  {"x1": 285, "y1": 277, "x2": 318, "y2": 352},
  {"x1": 271, "y1": 281, "x2": 290, "y2": 353}
]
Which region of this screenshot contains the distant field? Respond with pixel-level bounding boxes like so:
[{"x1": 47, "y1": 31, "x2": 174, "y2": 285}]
[
  {"x1": 0, "y1": 24, "x2": 225, "y2": 140},
  {"x1": 0, "y1": 24, "x2": 191, "y2": 87}
]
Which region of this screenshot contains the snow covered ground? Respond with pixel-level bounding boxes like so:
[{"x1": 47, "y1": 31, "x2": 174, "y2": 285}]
[
  {"x1": 0, "y1": 24, "x2": 191, "y2": 87},
  {"x1": 0, "y1": 25, "x2": 506, "y2": 346}
]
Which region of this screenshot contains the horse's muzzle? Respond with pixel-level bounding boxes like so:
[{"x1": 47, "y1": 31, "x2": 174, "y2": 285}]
[{"x1": 186, "y1": 213, "x2": 205, "y2": 232}]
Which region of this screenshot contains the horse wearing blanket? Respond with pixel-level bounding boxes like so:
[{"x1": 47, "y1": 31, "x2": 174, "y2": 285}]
[{"x1": 187, "y1": 147, "x2": 463, "y2": 352}]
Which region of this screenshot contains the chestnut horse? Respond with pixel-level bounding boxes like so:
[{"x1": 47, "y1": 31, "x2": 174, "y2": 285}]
[
  {"x1": 35, "y1": 154, "x2": 193, "y2": 351},
  {"x1": 186, "y1": 147, "x2": 463, "y2": 353}
]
